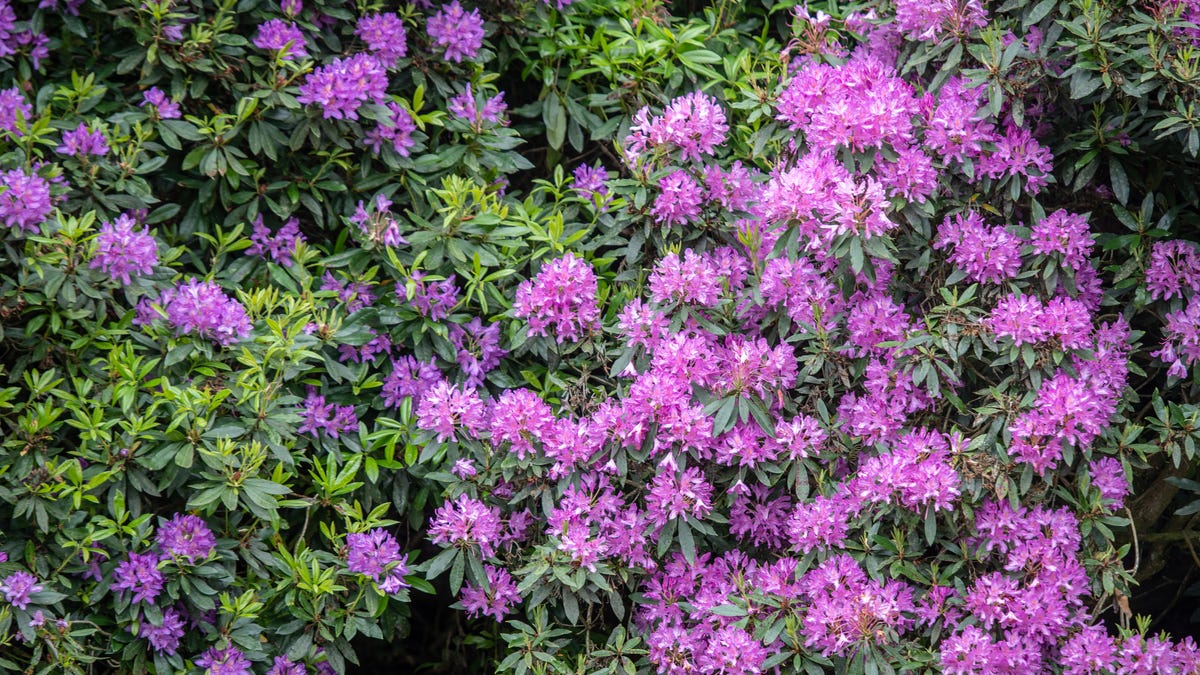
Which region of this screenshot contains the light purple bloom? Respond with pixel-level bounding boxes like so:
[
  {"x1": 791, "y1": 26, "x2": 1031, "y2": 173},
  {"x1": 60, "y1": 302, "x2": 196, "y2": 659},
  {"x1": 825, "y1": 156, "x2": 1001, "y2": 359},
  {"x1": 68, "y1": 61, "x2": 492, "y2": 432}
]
[
  {"x1": 156, "y1": 514, "x2": 216, "y2": 564},
  {"x1": 161, "y1": 279, "x2": 252, "y2": 346},
  {"x1": 513, "y1": 252, "x2": 600, "y2": 343},
  {"x1": 346, "y1": 529, "x2": 410, "y2": 593},
  {"x1": 0, "y1": 168, "x2": 54, "y2": 234},
  {"x1": 90, "y1": 214, "x2": 158, "y2": 284},
  {"x1": 297, "y1": 53, "x2": 389, "y2": 120},
  {"x1": 427, "y1": 1, "x2": 485, "y2": 62},
  {"x1": 195, "y1": 645, "x2": 252, "y2": 675},
  {"x1": 356, "y1": 12, "x2": 407, "y2": 62},
  {"x1": 1, "y1": 571, "x2": 42, "y2": 610},
  {"x1": 111, "y1": 552, "x2": 164, "y2": 605},
  {"x1": 140, "y1": 87, "x2": 181, "y2": 119},
  {"x1": 136, "y1": 607, "x2": 186, "y2": 655},
  {"x1": 253, "y1": 19, "x2": 308, "y2": 60}
]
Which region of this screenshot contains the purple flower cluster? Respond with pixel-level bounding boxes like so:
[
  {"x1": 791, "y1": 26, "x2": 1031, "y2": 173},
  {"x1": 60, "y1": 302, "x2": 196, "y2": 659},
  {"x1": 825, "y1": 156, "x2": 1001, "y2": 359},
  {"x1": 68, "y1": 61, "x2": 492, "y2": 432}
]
[
  {"x1": 57, "y1": 122, "x2": 109, "y2": 157},
  {"x1": 246, "y1": 215, "x2": 304, "y2": 266},
  {"x1": 253, "y1": 19, "x2": 308, "y2": 60},
  {"x1": 626, "y1": 91, "x2": 729, "y2": 164},
  {"x1": 111, "y1": 552, "x2": 165, "y2": 605},
  {"x1": 404, "y1": 272, "x2": 459, "y2": 320},
  {"x1": 934, "y1": 211, "x2": 1022, "y2": 283},
  {"x1": 382, "y1": 355, "x2": 440, "y2": 408},
  {"x1": 449, "y1": 317, "x2": 507, "y2": 387},
  {"x1": 513, "y1": 252, "x2": 600, "y2": 343},
  {"x1": 156, "y1": 513, "x2": 217, "y2": 563},
  {"x1": 416, "y1": 380, "x2": 487, "y2": 442},
  {"x1": 1153, "y1": 295, "x2": 1200, "y2": 378},
  {"x1": 136, "y1": 607, "x2": 186, "y2": 654},
  {"x1": 90, "y1": 214, "x2": 158, "y2": 284},
  {"x1": 573, "y1": 162, "x2": 612, "y2": 210},
  {"x1": 350, "y1": 194, "x2": 408, "y2": 247},
  {"x1": 429, "y1": 493, "x2": 504, "y2": 557},
  {"x1": 356, "y1": 12, "x2": 407, "y2": 63},
  {"x1": 1146, "y1": 239, "x2": 1200, "y2": 300},
  {"x1": 365, "y1": 102, "x2": 417, "y2": 156},
  {"x1": 297, "y1": 53, "x2": 388, "y2": 120},
  {"x1": 195, "y1": 645, "x2": 252, "y2": 675},
  {"x1": 150, "y1": 279, "x2": 252, "y2": 346},
  {"x1": 321, "y1": 272, "x2": 375, "y2": 313},
  {"x1": 1, "y1": 571, "x2": 42, "y2": 609},
  {"x1": 297, "y1": 386, "x2": 358, "y2": 438},
  {"x1": 0, "y1": 168, "x2": 54, "y2": 234},
  {"x1": 346, "y1": 529, "x2": 410, "y2": 593},
  {"x1": 896, "y1": 0, "x2": 987, "y2": 42},
  {"x1": 140, "y1": 87, "x2": 181, "y2": 119},
  {"x1": 427, "y1": 1, "x2": 484, "y2": 62},
  {"x1": 988, "y1": 294, "x2": 1093, "y2": 349},
  {"x1": 0, "y1": 86, "x2": 31, "y2": 135},
  {"x1": 460, "y1": 565, "x2": 521, "y2": 620},
  {"x1": 448, "y1": 84, "x2": 507, "y2": 129}
]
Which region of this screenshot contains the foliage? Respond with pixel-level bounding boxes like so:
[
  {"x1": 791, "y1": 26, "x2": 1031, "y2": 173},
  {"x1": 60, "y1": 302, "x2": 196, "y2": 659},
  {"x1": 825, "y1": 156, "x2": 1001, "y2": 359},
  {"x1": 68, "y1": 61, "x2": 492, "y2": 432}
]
[{"x1": 0, "y1": 0, "x2": 1199, "y2": 673}]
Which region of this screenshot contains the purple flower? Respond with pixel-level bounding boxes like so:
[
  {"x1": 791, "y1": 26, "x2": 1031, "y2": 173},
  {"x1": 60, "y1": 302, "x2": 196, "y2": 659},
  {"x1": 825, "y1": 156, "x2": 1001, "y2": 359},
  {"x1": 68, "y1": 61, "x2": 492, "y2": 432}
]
[
  {"x1": 1146, "y1": 239, "x2": 1200, "y2": 301},
  {"x1": 1153, "y1": 295, "x2": 1200, "y2": 378},
  {"x1": 448, "y1": 84, "x2": 507, "y2": 129},
  {"x1": 427, "y1": 1, "x2": 484, "y2": 62},
  {"x1": 156, "y1": 514, "x2": 216, "y2": 564},
  {"x1": 573, "y1": 162, "x2": 611, "y2": 210},
  {"x1": 136, "y1": 607, "x2": 186, "y2": 655},
  {"x1": 934, "y1": 211, "x2": 1022, "y2": 284},
  {"x1": 349, "y1": 194, "x2": 407, "y2": 247},
  {"x1": 356, "y1": 12, "x2": 407, "y2": 63},
  {"x1": 195, "y1": 645, "x2": 252, "y2": 675},
  {"x1": 346, "y1": 529, "x2": 410, "y2": 593},
  {"x1": 1088, "y1": 456, "x2": 1128, "y2": 508},
  {"x1": 449, "y1": 317, "x2": 507, "y2": 388},
  {"x1": 625, "y1": 91, "x2": 729, "y2": 164},
  {"x1": 246, "y1": 215, "x2": 305, "y2": 266},
  {"x1": 460, "y1": 565, "x2": 521, "y2": 620},
  {"x1": 382, "y1": 356, "x2": 440, "y2": 408},
  {"x1": 416, "y1": 380, "x2": 487, "y2": 442},
  {"x1": 980, "y1": 124, "x2": 1054, "y2": 194},
  {"x1": 320, "y1": 273, "x2": 375, "y2": 313},
  {"x1": 90, "y1": 214, "x2": 158, "y2": 284},
  {"x1": 161, "y1": 279, "x2": 252, "y2": 346},
  {"x1": 297, "y1": 53, "x2": 388, "y2": 120},
  {"x1": 365, "y1": 102, "x2": 417, "y2": 156},
  {"x1": 489, "y1": 389, "x2": 554, "y2": 460},
  {"x1": 280, "y1": 0, "x2": 301, "y2": 16},
  {"x1": 57, "y1": 122, "x2": 109, "y2": 157},
  {"x1": 253, "y1": 19, "x2": 308, "y2": 60},
  {"x1": 1, "y1": 571, "x2": 42, "y2": 610},
  {"x1": 111, "y1": 552, "x2": 164, "y2": 605},
  {"x1": 429, "y1": 494, "x2": 504, "y2": 558},
  {"x1": 651, "y1": 170, "x2": 703, "y2": 226},
  {"x1": 649, "y1": 249, "x2": 723, "y2": 306},
  {"x1": 896, "y1": 0, "x2": 986, "y2": 42},
  {"x1": 141, "y1": 87, "x2": 181, "y2": 119},
  {"x1": 267, "y1": 656, "x2": 307, "y2": 675},
  {"x1": 645, "y1": 466, "x2": 713, "y2": 526},
  {"x1": 297, "y1": 387, "x2": 358, "y2": 438},
  {"x1": 16, "y1": 30, "x2": 49, "y2": 68},
  {"x1": 513, "y1": 252, "x2": 600, "y2": 343},
  {"x1": 0, "y1": 87, "x2": 32, "y2": 135},
  {"x1": 1032, "y1": 210, "x2": 1093, "y2": 271},
  {"x1": 0, "y1": 168, "x2": 54, "y2": 234},
  {"x1": 404, "y1": 272, "x2": 459, "y2": 320}
]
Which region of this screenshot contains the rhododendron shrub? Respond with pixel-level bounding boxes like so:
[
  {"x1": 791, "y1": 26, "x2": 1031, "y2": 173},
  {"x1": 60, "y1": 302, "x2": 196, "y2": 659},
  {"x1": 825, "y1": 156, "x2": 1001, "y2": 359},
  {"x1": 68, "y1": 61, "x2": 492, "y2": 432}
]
[{"x1": 1, "y1": 0, "x2": 1200, "y2": 673}]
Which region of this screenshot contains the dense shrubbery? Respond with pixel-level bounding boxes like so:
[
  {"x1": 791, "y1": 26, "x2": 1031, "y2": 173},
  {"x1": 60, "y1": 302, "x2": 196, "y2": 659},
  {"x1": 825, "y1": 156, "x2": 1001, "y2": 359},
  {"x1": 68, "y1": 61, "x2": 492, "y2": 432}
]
[{"x1": 1, "y1": 0, "x2": 1200, "y2": 673}]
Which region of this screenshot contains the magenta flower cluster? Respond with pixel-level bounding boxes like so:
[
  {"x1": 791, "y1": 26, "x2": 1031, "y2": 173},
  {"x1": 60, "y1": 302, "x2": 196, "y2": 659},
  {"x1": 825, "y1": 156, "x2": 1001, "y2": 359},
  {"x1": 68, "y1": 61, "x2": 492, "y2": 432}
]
[
  {"x1": 513, "y1": 252, "x2": 600, "y2": 343},
  {"x1": 90, "y1": 213, "x2": 158, "y2": 284}
]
